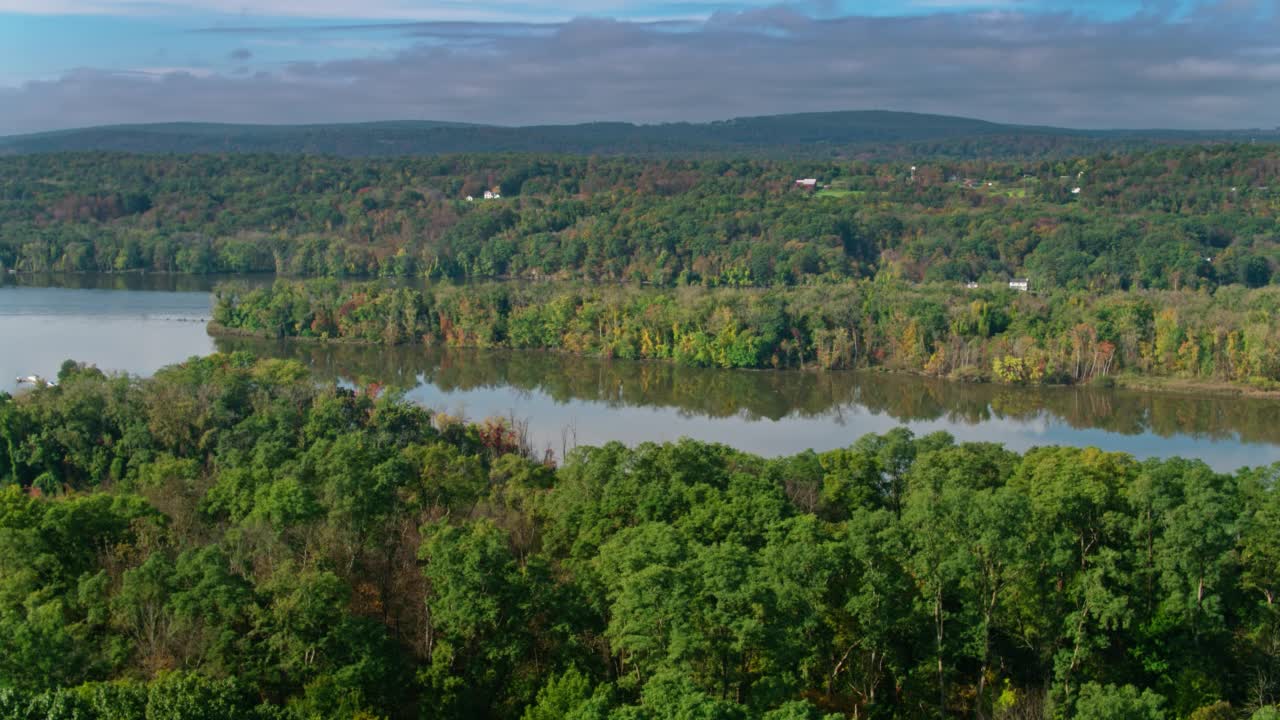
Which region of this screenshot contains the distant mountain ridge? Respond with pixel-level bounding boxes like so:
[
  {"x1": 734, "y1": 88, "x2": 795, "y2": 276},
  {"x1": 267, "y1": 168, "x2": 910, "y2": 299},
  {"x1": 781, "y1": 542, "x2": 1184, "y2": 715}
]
[{"x1": 1, "y1": 111, "x2": 1277, "y2": 158}]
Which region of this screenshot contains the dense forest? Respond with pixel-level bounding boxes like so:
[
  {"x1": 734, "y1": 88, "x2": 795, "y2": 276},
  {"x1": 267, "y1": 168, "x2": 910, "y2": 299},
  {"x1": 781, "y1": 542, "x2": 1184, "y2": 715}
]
[
  {"x1": 0, "y1": 355, "x2": 1277, "y2": 719},
  {"x1": 210, "y1": 278, "x2": 1280, "y2": 388},
  {"x1": 1, "y1": 144, "x2": 1278, "y2": 291},
  {"x1": 6, "y1": 122, "x2": 1280, "y2": 720},
  {"x1": 4, "y1": 111, "x2": 1275, "y2": 158}
]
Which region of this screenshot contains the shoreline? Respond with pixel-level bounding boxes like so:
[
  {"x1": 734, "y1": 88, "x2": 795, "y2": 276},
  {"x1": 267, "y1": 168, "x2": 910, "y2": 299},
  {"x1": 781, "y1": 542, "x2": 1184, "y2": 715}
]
[
  {"x1": 1108, "y1": 374, "x2": 1280, "y2": 400},
  {"x1": 207, "y1": 322, "x2": 1280, "y2": 402}
]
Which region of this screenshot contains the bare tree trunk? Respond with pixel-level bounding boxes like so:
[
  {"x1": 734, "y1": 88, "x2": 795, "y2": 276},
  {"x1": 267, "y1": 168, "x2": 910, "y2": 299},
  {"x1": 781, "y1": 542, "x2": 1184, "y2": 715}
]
[
  {"x1": 977, "y1": 585, "x2": 998, "y2": 720},
  {"x1": 936, "y1": 589, "x2": 947, "y2": 718}
]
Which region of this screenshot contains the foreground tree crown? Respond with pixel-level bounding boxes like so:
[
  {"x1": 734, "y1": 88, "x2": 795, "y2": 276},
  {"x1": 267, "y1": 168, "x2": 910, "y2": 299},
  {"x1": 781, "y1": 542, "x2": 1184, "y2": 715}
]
[{"x1": 0, "y1": 355, "x2": 1278, "y2": 719}]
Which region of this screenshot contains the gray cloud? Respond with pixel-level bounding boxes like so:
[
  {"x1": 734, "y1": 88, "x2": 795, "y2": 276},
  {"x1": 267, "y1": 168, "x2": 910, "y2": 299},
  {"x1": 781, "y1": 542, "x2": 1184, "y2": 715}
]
[{"x1": 4, "y1": 4, "x2": 1280, "y2": 134}]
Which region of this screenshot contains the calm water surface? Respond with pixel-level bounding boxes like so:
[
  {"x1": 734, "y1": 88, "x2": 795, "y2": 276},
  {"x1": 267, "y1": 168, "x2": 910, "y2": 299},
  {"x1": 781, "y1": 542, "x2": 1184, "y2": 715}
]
[
  {"x1": 1, "y1": 282, "x2": 216, "y2": 393},
  {"x1": 4, "y1": 275, "x2": 1280, "y2": 471}
]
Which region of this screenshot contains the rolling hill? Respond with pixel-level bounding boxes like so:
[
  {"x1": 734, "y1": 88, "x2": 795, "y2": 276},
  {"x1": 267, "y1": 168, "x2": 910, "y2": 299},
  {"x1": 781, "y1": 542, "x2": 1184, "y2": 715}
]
[{"x1": 1, "y1": 111, "x2": 1277, "y2": 158}]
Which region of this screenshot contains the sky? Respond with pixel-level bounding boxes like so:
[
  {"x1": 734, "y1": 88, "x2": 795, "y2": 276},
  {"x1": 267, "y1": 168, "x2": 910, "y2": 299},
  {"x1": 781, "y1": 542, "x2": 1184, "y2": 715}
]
[{"x1": 0, "y1": 0, "x2": 1278, "y2": 134}]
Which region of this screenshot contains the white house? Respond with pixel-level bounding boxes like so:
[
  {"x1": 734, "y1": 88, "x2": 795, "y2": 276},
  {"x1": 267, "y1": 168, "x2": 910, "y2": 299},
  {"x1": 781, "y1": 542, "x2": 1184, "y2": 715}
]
[
  {"x1": 1008, "y1": 278, "x2": 1030, "y2": 292},
  {"x1": 794, "y1": 178, "x2": 817, "y2": 189}
]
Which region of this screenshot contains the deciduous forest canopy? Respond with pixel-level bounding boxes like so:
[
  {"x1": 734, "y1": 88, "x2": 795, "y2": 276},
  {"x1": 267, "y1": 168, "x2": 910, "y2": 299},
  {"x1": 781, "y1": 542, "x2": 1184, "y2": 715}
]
[
  {"x1": 0, "y1": 143, "x2": 1277, "y2": 292},
  {"x1": 0, "y1": 356, "x2": 1278, "y2": 719},
  {"x1": 210, "y1": 278, "x2": 1280, "y2": 388},
  {"x1": 5, "y1": 116, "x2": 1280, "y2": 720}
]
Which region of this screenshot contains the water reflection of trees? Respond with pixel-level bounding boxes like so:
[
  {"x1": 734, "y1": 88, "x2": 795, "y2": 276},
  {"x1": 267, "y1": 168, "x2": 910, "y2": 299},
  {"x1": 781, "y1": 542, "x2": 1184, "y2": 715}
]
[
  {"x1": 216, "y1": 337, "x2": 1280, "y2": 445},
  {"x1": 0, "y1": 271, "x2": 273, "y2": 293}
]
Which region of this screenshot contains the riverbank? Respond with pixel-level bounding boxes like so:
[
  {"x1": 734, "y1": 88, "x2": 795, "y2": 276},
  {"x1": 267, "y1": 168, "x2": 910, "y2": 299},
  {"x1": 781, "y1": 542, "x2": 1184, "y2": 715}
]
[
  {"x1": 209, "y1": 277, "x2": 1280, "y2": 396},
  {"x1": 1110, "y1": 373, "x2": 1280, "y2": 400},
  {"x1": 0, "y1": 269, "x2": 274, "y2": 293},
  {"x1": 208, "y1": 317, "x2": 1280, "y2": 404}
]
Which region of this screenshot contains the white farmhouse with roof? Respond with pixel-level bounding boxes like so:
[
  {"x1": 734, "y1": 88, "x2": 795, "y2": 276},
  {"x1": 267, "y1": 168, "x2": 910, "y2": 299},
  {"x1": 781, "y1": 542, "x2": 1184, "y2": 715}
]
[{"x1": 1008, "y1": 278, "x2": 1030, "y2": 292}]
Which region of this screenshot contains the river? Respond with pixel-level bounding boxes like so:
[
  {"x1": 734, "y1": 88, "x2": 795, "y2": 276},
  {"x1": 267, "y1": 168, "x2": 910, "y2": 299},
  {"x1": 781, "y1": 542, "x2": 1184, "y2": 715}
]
[{"x1": 4, "y1": 274, "x2": 1280, "y2": 471}]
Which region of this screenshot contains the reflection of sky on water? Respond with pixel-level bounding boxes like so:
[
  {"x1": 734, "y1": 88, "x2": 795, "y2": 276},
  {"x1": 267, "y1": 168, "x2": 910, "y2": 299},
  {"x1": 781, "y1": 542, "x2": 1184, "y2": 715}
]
[
  {"x1": 406, "y1": 378, "x2": 1280, "y2": 472},
  {"x1": 0, "y1": 288, "x2": 211, "y2": 318},
  {"x1": 0, "y1": 287, "x2": 215, "y2": 394},
  {"x1": 5, "y1": 284, "x2": 1280, "y2": 473}
]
